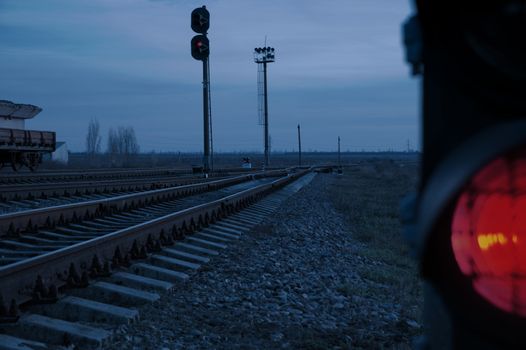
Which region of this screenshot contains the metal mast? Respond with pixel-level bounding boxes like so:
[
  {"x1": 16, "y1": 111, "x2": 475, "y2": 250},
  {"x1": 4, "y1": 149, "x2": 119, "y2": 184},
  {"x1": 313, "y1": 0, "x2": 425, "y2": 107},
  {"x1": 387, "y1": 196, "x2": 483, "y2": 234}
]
[{"x1": 254, "y1": 46, "x2": 275, "y2": 168}]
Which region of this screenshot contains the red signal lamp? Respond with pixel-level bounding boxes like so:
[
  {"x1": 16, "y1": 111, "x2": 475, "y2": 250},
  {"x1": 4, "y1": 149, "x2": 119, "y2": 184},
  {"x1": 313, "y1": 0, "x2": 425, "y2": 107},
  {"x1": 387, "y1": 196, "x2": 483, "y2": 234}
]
[
  {"x1": 191, "y1": 34, "x2": 209, "y2": 61},
  {"x1": 451, "y1": 148, "x2": 526, "y2": 317},
  {"x1": 406, "y1": 121, "x2": 526, "y2": 347}
]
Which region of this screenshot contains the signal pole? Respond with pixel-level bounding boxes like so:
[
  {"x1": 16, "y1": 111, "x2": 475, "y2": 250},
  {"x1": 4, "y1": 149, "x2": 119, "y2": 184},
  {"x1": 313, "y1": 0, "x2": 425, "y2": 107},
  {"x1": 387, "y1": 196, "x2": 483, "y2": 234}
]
[
  {"x1": 254, "y1": 47, "x2": 275, "y2": 168},
  {"x1": 208, "y1": 59, "x2": 214, "y2": 170},
  {"x1": 191, "y1": 6, "x2": 211, "y2": 173},
  {"x1": 297, "y1": 124, "x2": 302, "y2": 166},
  {"x1": 202, "y1": 57, "x2": 210, "y2": 172}
]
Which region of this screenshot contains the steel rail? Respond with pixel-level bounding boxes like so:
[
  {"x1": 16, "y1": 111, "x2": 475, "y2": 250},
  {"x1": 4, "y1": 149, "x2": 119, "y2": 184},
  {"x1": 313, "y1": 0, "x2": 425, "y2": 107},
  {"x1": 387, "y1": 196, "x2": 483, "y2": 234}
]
[
  {"x1": 0, "y1": 167, "x2": 263, "y2": 184},
  {"x1": 0, "y1": 168, "x2": 308, "y2": 311},
  {"x1": 0, "y1": 174, "x2": 224, "y2": 201},
  {"x1": 0, "y1": 169, "x2": 287, "y2": 237},
  {"x1": 0, "y1": 168, "x2": 189, "y2": 184}
]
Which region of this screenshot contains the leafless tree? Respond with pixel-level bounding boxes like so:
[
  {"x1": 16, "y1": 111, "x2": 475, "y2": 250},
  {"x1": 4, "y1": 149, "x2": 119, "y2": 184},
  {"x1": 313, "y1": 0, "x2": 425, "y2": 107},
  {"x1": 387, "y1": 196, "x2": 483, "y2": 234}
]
[
  {"x1": 117, "y1": 126, "x2": 140, "y2": 156},
  {"x1": 86, "y1": 118, "x2": 101, "y2": 156},
  {"x1": 106, "y1": 126, "x2": 140, "y2": 166},
  {"x1": 107, "y1": 128, "x2": 119, "y2": 156}
]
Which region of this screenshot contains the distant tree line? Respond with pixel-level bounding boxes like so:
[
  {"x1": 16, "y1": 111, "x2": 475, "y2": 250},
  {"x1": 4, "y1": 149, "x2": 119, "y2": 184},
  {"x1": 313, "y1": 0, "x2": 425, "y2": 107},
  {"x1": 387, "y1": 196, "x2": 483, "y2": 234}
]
[{"x1": 85, "y1": 118, "x2": 140, "y2": 166}]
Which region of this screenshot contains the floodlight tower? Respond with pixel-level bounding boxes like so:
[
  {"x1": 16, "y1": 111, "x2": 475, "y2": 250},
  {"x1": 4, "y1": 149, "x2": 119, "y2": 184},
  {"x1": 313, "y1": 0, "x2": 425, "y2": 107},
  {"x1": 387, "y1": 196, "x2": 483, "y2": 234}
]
[{"x1": 254, "y1": 46, "x2": 275, "y2": 168}]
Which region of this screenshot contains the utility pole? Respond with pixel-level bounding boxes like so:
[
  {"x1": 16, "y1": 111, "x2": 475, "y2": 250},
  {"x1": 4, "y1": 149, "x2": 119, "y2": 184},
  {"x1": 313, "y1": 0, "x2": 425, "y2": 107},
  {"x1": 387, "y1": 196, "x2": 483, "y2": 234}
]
[
  {"x1": 338, "y1": 136, "x2": 341, "y2": 167},
  {"x1": 254, "y1": 46, "x2": 275, "y2": 168},
  {"x1": 297, "y1": 124, "x2": 302, "y2": 166}
]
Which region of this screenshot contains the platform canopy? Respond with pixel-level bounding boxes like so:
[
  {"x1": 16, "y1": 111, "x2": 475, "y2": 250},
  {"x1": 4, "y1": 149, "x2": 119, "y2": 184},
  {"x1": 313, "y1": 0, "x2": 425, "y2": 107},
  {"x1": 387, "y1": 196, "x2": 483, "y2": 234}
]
[{"x1": 0, "y1": 100, "x2": 42, "y2": 119}]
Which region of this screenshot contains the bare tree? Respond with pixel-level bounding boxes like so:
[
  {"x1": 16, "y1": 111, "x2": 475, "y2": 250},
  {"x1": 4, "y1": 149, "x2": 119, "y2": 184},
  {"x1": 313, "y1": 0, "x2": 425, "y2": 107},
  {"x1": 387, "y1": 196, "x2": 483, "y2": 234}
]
[
  {"x1": 106, "y1": 126, "x2": 139, "y2": 166},
  {"x1": 106, "y1": 128, "x2": 119, "y2": 165},
  {"x1": 86, "y1": 118, "x2": 101, "y2": 156},
  {"x1": 117, "y1": 126, "x2": 140, "y2": 156}
]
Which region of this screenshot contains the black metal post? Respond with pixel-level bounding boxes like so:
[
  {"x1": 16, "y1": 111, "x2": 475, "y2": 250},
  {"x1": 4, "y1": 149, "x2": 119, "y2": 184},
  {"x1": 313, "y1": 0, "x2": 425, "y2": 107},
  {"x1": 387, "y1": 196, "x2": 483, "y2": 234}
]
[
  {"x1": 207, "y1": 58, "x2": 213, "y2": 171},
  {"x1": 298, "y1": 124, "x2": 302, "y2": 166},
  {"x1": 203, "y1": 57, "x2": 210, "y2": 172}
]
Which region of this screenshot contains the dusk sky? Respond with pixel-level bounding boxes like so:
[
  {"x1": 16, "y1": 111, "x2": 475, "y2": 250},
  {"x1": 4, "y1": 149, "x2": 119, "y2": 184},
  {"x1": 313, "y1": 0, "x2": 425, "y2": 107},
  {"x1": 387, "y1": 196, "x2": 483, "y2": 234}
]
[{"x1": 0, "y1": 0, "x2": 418, "y2": 153}]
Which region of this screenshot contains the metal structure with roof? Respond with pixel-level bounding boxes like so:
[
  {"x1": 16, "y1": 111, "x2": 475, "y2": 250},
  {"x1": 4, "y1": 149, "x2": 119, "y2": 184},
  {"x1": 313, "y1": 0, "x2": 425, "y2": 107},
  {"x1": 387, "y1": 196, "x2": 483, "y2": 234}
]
[{"x1": 0, "y1": 100, "x2": 56, "y2": 171}]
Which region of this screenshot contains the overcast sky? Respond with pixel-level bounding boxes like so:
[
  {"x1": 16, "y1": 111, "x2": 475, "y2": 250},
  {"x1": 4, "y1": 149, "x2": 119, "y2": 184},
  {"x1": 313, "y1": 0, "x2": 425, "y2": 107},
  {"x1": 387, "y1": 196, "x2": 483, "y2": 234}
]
[{"x1": 0, "y1": 0, "x2": 418, "y2": 153}]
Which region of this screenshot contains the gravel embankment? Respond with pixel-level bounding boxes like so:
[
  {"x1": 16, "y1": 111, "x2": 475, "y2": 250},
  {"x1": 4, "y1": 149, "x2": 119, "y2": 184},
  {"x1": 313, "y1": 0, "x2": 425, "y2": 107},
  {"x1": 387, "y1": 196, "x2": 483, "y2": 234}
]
[{"x1": 109, "y1": 172, "x2": 420, "y2": 349}]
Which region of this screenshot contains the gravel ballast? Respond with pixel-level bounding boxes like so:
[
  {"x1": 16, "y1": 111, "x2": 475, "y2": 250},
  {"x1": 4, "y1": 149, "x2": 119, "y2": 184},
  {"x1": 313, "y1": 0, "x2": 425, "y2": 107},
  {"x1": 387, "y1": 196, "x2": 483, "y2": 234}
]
[{"x1": 109, "y1": 171, "x2": 421, "y2": 349}]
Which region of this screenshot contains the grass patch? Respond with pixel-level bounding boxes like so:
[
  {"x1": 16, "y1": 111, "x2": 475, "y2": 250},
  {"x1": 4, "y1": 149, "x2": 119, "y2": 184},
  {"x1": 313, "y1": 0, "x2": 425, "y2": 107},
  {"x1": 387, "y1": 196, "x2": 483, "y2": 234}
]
[{"x1": 327, "y1": 159, "x2": 423, "y2": 334}]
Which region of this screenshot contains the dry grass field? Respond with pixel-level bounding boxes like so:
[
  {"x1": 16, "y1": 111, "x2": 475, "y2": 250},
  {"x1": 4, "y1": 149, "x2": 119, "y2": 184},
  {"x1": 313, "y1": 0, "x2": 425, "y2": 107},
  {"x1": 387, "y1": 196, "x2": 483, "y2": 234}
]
[
  {"x1": 327, "y1": 159, "x2": 423, "y2": 348},
  {"x1": 44, "y1": 151, "x2": 418, "y2": 170}
]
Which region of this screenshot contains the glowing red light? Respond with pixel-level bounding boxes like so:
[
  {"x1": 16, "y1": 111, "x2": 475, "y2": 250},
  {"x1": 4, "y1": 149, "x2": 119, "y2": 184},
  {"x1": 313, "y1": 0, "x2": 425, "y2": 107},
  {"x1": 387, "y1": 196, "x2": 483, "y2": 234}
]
[{"x1": 452, "y1": 150, "x2": 526, "y2": 317}]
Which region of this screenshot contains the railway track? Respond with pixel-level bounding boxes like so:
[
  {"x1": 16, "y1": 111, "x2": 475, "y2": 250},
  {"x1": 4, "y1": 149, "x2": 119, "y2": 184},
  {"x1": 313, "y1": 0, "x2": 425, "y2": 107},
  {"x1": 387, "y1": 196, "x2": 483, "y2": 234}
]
[
  {"x1": 0, "y1": 170, "x2": 285, "y2": 237},
  {"x1": 0, "y1": 167, "x2": 261, "y2": 200},
  {"x1": 0, "y1": 175, "x2": 279, "y2": 267},
  {"x1": 0, "y1": 168, "x2": 313, "y2": 349},
  {"x1": 0, "y1": 167, "x2": 258, "y2": 185},
  {"x1": 0, "y1": 173, "x2": 244, "y2": 213},
  {"x1": 0, "y1": 167, "x2": 189, "y2": 185}
]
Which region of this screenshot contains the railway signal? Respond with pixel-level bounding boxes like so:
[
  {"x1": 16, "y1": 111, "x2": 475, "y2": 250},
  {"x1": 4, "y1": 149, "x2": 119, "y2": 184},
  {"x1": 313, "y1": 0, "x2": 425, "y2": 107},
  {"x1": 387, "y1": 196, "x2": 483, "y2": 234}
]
[
  {"x1": 191, "y1": 6, "x2": 209, "y2": 34},
  {"x1": 191, "y1": 35, "x2": 209, "y2": 61},
  {"x1": 403, "y1": 2, "x2": 526, "y2": 349},
  {"x1": 190, "y1": 6, "x2": 212, "y2": 172}
]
